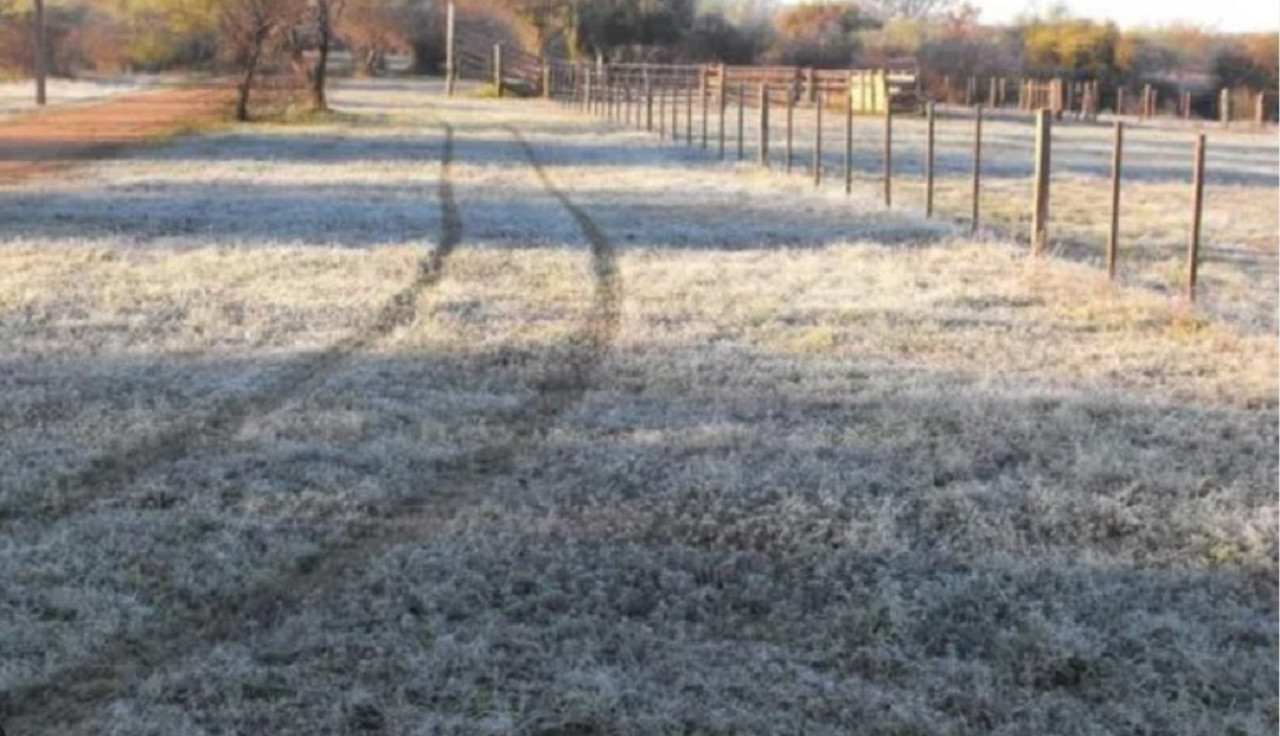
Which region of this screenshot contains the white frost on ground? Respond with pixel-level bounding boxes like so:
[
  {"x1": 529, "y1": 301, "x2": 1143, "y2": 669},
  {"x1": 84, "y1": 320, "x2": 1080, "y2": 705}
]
[
  {"x1": 0, "y1": 77, "x2": 1275, "y2": 735},
  {"x1": 0, "y1": 75, "x2": 165, "y2": 117}
]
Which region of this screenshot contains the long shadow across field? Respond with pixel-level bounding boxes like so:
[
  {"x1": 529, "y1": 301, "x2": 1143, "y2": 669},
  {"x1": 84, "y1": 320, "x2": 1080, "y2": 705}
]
[{"x1": 1, "y1": 340, "x2": 1275, "y2": 733}]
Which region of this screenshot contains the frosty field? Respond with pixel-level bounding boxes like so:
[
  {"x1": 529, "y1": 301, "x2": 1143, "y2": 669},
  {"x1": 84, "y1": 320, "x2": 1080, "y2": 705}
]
[
  {"x1": 0, "y1": 76, "x2": 163, "y2": 118},
  {"x1": 0, "y1": 79, "x2": 1276, "y2": 734}
]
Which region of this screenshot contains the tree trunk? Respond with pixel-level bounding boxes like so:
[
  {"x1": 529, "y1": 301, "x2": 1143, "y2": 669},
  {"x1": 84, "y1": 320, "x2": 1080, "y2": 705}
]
[
  {"x1": 236, "y1": 48, "x2": 260, "y2": 122},
  {"x1": 310, "y1": 1, "x2": 332, "y2": 112},
  {"x1": 33, "y1": 0, "x2": 47, "y2": 105}
]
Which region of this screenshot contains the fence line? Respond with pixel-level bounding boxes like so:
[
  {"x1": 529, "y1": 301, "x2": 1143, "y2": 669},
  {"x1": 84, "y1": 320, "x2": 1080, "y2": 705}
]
[{"x1": 530, "y1": 58, "x2": 1250, "y2": 309}]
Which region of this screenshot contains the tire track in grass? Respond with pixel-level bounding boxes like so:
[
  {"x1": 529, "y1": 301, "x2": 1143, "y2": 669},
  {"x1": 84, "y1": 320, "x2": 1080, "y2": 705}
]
[
  {"x1": 0, "y1": 120, "x2": 622, "y2": 735},
  {"x1": 2, "y1": 123, "x2": 463, "y2": 523}
]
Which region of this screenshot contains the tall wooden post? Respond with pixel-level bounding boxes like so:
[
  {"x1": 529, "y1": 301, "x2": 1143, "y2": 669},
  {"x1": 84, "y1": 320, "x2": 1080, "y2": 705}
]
[
  {"x1": 1107, "y1": 121, "x2": 1123, "y2": 280},
  {"x1": 1255, "y1": 92, "x2": 1266, "y2": 127},
  {"x1": 670, "y1": 85, "x2": 677, "y2": 140},
  {"x1": 685, "y1": 76, "x2": 693, "y2": 145},
  {"x1": 1116, "y1": 87, "x2": 1125, "y2": 117},
  {"x1": 925, "y1": 101, "x2": 935, "y2": 217},
  {"x1": 813, "y1": 90, "x2": 823, "y2": 185},
  {"x1": 645, "y1": 71, "x2": 653, "y2": 132},
  {"x1": 717, "y1": 65, "x2": 727, "y2": 159},
  {"x1": 786, "y1": 84, "x2": 795, "y2": 173},
  {"x1": 444, "y1": 1, "x2": 456, "y2": 96},
  {"x1": 700, "y1": 67, "x2": 709, "y2": 149},
  {"x1": 736, "y1": 83, "x2": 745, "y2": 160},
  {"x1": 671, "y1": 84, "x2": 678, "y2": 136},
  {"x1": 1220, "y1": 87, "x2": 1231, "y2": 128},
  {"x1": 659, "y1": 81, "x2": 667, "y2": 138},
  {"x1": 493, "y1": 44, "x2": 503, "y2": 98},
  {"x1": 844, "y1": 82, "x2": 854, "y2": 195},
  {"x1": 972, "y1": 104, "x2": 983, "y2": 233},
  {"x1": 883, "y1": 107, "x2": 892, "y2": 207},
  {"x1": 1031, "y1": 109, "x2": 1052, "y2": 256},
  {"x1": 758, "y1": 84, "x2": 769, "y2": 167},
  {"x1": 542, "y1": 62, "x2": 551, "y2": 100},
  {"x1": 1187, "y1": 134, "x2": 1206, "y2": 301}
]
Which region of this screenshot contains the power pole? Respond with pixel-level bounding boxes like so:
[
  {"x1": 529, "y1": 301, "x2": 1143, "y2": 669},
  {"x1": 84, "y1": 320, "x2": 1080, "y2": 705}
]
[
  {"x1": 444, "y1": 1, "x2": 456, "y2": 96},
  {"x1": 34, "y1": 0, "x2": 47, "y2": 106}
]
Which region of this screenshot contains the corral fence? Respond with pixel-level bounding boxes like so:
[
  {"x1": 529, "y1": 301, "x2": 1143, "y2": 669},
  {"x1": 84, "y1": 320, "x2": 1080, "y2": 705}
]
[
  {"x1": 935, "y1": 75, "x2": 1278, "y2": 127},
  {"x1": 442, "y1": 7, "x2": 1273, "y2": 308},
  {"x1": 540, "y1": 60, "x2": 1260, "y2": 305}
]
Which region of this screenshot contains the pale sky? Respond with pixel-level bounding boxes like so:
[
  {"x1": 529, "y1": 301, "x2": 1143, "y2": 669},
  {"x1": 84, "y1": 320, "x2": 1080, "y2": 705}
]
[{"x1": 959, "y1": 0, "x2": 1278, "y2": 32}]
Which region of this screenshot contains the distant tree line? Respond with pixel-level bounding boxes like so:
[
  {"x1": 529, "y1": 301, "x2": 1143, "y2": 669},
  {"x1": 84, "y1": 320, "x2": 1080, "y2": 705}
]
[{"x1": 0, "y1": 0, "x2": 1274, "y2": 119}]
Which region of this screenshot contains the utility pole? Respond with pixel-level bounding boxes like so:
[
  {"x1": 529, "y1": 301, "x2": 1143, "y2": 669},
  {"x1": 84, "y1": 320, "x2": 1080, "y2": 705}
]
[{"x1": 444, "y1": 1, "x2": 456, "y2": 96}]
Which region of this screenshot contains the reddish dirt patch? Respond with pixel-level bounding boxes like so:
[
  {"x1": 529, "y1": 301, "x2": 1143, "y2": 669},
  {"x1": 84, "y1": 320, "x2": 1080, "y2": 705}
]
[{"x1": 0, "y1": 84, "x2": 231, "y2": 184}]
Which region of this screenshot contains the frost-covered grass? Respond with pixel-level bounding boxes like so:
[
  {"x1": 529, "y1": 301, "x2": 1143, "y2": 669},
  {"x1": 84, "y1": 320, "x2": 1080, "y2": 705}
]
[
  {"x1": 0, "y1": 78, "x2": 1275, "y2": 735},
  {"x1": 0, "y1": 76, "x2": 164, "y2": 117},
  {"x1": 663, "y1": 97, "x2": 1279, "y2": 332}
]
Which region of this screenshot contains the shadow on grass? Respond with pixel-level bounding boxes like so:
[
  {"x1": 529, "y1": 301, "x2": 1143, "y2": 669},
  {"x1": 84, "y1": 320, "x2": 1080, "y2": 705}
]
[{"x1": 0, "y1": 340, "x2": 1275, "y2": 733}]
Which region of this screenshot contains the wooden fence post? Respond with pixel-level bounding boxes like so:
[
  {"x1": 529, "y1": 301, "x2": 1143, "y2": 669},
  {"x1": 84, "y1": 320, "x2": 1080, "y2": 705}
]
[
  {"x1": 804, "y1": 67, "x2": 816, "y2": 105},
  {"x1": 444, "y1": 1, "x2": 456, "y2": 96},
  {"x1": 542, "y1": 62, "x2": 551, "y2": 100},
  {"x1": 1220, "y1": 87, "x2": 1230, "y2": 128},
  {"x1": 686, "y1": 75, "x2": 693, "y2": 145},
  {"x1": 972, "y1": 104, "x2": 983, "y2": 232},
  {"x1": 1031, "y1": 109, "x2": 1052, "y2": 256},
  {"x1": 645, "y1": 72, "x2": 653, "y2": 132},
  {"x1": 925, "y1": 100, "x2": 935, "y2": 217},
  {"x1": 759, "y1": 83, "x2": 770, "y2": 167},
  {"x1": 1107, "y1": 121, "x2": 1123, "y2": 280},
  {"x1": 737, "y1": 82, "x2": 746, "y2": 160},
  {"x1": 845, "y1": 80, "x2": 854, "y2": 195},
  {"x1": 659, "y1": 81, "x2": 667, "y2": 138},
  {"x1": 700, "y1": 67, "x2": 709, "y2": 149},
  {"x1": 1256, "y1": 92, "x2": 1266, "y2": 128},
  {"x1": 1116, "y1": 87, "x2": 1125, "y2": 117},
  {"x1": 813, "y1": 89, "x2": 824, "y2": 185},
  {"x1": 493, "y1": 44, "x2": 504, "y2": 98},
  {"x1": 883, "y1": 106, "x2": 892, "y2": 207},
  {"x1": 786, "y1": 83, "x2": 795, "y2": 173},
  {"x1": 1187, "y1": 134, "x2": 1206, "y2": 301},
  {"x1": 718, "y1": 65, "x2": 727, "y2": 159},
  {"x1": 671, "y1": 85, "x2": 678, "y2": 140}
]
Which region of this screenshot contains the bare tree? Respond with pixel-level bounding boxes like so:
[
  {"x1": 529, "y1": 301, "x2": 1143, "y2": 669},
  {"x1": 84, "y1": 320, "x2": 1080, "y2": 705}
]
[
  {"x1": 307, "y1": 0, "x2": 346, "y2": 112},
  {"x1": 221, "y1": 0, "x2": 299, "y2": 121}
]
